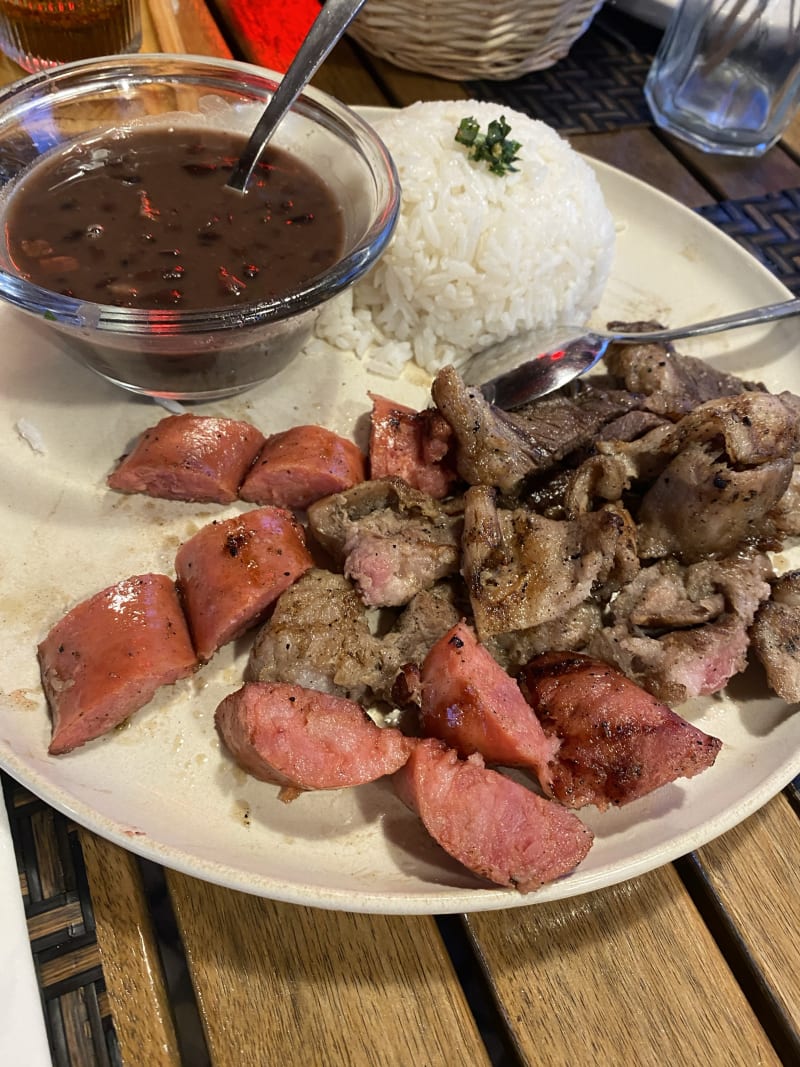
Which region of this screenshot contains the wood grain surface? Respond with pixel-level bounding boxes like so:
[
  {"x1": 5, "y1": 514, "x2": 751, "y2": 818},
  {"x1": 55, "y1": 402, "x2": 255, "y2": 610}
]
[
  {"x1": 80, "y1": 832, "x2": 182, "y2": 1066},
  {"x1": 691, "y1": 794, "x2": 800, "y2": 1056},
  {"x1": 465, "y1": 863, "x2": 781, "y2": 1067},
  {"x1": 166, "y1": 871, "x2": 492, "y2": 1067}
]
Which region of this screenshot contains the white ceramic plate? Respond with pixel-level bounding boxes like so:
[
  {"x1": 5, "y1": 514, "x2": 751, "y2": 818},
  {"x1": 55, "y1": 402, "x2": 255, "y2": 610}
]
[{"x1": 1, "y1": 149, "x2": 799, "y2": 915}]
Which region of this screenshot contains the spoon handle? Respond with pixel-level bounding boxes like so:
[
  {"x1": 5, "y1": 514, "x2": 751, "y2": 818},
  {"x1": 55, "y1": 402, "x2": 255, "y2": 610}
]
[
  {"x1": 609, "y1": 296, "x2": 800, "y2": 343},
  {"x1": 227, "y1": 0, "x2": 368, "y2": 193}
]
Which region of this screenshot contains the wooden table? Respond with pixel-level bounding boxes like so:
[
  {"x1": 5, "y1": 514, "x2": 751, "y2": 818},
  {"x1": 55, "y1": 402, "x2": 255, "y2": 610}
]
[{"x1": 2, "y1": 3, "x2": 800, "y2": 1065}]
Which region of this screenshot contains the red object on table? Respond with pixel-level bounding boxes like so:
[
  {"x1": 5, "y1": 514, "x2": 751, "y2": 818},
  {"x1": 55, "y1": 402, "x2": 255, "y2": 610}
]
[{"x1": 216, "y1": 0, "x2": 323, "y2": 72}]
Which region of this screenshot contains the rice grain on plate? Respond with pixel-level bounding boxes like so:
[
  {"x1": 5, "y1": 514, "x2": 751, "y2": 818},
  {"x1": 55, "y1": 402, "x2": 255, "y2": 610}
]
[{"x1": 311, "y1": 100, "x2": 615, "y2": 378}]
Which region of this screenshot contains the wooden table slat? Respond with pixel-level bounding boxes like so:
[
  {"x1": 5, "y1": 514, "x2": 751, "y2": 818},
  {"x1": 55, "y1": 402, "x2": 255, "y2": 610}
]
[
  {"x1": 465, "y1": 861, "x2": 781, "y2": 1067},
  {"x1": 79, "y1": 832, "x2": 182, "y2": 1067},
  {"x1": 689, "y1": 792, "x2": 800, "y2": 1054},
  {"x1": 166, "y1": 871, "x2": 493, "y2": 1067}
]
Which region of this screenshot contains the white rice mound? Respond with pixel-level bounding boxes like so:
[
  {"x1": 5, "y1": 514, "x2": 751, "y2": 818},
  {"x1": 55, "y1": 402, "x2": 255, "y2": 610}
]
[{"x1": 310, "y1": 99, "x2": 616, "y2": 379}]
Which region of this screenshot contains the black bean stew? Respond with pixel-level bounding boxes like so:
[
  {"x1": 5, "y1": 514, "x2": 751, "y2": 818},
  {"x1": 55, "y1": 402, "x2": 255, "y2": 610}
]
[{"x1": 2, "y1": 126, "x2": 345, "y2": 311}]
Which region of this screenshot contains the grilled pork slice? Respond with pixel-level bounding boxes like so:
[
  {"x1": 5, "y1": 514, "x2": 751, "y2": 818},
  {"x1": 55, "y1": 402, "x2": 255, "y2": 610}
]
[
  {"x1": 420, "y1": 621, "x2": 558, "y2": 791},
  {"x1": 462, "y1": 485, "x2": 638, "y2": 638},
  {"x1": 307, "y1": 478, "x2": 462, "y2": 607},
  {"x1": 751, "y1": 570, "x2": 800, "y2": 703},
  {"x1": 107, "y1": 414, "x2": 265, "y2": 504},
  {"x1": 239, "y1": 424, "x2": 365, "y2": 510},
  {"x1": 520, "y1": 651, "x2": 722, "y2": 810},
  {"x1": 431, "y1": 365, "x2": 641, "y2": 495},
  {"x1": 394, "y1": 739, "x2": 593, "y2": 892},
  {"x1": 637, "y1": 393, "x2": 798, "y2": 563},
  {"x1": 589, "y1": 554, "x2": 773, "y2": 704},
  {"x1": 39, "y1": 573, "x2": 197, "y2": 755},
  {"x1": 215, "y1": 682, "x2": 414, "y2": 798},
  {"x1": 176, "y1": 507, "x2": 312, "y2": 661},
  {"x1": 380, "y1": 583, "x2": 462, "y2": 704},
  {"x1": 368, "y1": 393, "x2": 457, "y2": 499},
  {"x1": 603, "y1": 326, "x2": 761, "y2": 418},
  {"x1": 246, "y1": 568, "x2": 384, "y2": 701}
]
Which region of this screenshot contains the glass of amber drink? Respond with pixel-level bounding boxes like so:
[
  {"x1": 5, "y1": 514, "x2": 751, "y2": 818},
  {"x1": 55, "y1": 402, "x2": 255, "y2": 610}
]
[{"x1": 0, "y1": 0, "x2": 142, "y2": 73}]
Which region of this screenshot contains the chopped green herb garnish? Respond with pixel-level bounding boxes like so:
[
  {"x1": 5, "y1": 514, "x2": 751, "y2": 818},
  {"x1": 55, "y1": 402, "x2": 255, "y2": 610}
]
[
  {"x1": 455, "y1": 115, "x2": 521, "y2": 176},
  {"x1": 43, "y1": 310, "x2": 56, "y2": 321}
]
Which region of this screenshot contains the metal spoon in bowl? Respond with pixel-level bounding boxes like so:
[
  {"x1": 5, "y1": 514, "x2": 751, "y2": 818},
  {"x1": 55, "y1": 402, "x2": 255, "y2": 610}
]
[
  {"x1": 463, "y1": 296, "x2": 800, "y2": 410},
  {"x1": 227, "y1": 0, "x2": 368, "y2": 193}
]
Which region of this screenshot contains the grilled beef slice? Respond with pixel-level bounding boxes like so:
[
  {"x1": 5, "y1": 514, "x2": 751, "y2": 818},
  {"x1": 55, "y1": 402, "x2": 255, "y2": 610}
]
[
  {"x1": 603, "y1": 325, "x2": 763, "y2": 418},
  {"x1": 307, "y1": 477, "x2": 463, "y2": 607},
  {"x1": 462, "y1": 486, "x2": 638, "y2": 638},
  {"x1": 431, "y1": 365, "x2": 641, "y2": 495},
  {"x1": 246, "y1": 568, "x2": 385, "y2": 702},
  {"x1": 589, "y1": 554, "x2": 774, "y2": 704},
  {"x1": 636, "y1": 392, "x2": 799, "y2": 562},
  {"x1": 751, "y1": 570, "x2": 800, "y2": 703}
]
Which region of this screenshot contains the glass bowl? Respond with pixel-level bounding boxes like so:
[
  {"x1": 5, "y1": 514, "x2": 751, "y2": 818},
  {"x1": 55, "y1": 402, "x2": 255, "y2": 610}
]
[{"x1": 0, "y1": 54, "x2": 400, "y2": 400}]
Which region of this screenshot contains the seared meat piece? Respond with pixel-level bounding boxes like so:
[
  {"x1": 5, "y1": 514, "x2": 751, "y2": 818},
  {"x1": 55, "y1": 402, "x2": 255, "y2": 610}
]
[
  {"x1": 39, "y1": 573, "x2": 197, "y2": 755},
  {"x1": 247, "y1": 571, "x2": 461, "y2": 705},
  {"x1": 563, "y1": 423, "x2": 675, "y2": 516},
  {"x1": 419, "y1": 621, "x2": 559, "y2": 791},
  {"x1": 589, "y1": 554, "x2": 773, "y2": 704},
  {"x1": 769, "y1": 463, "x2": 800, "y2": 537},
  {"x1": 378, "y1": 583, "x2": 462, "y2": 702},
  {"x1": 486, "y1": 602, "x2": 603, "y2": 673},
  {"x1": 368, "y1": 393, "x2": 457, "y2": 499},
  {"x1": 246, "y1": 569, "x2": 384, "y2": 701},
  {"x1": 175, "y1": 507, "x2": 312, "y2": 662},
  {"x1": 239, "y1": 424, "x2": 365, "y2": 510},
  {"x1": 637, "y1": 393, "x2": 798, "y2": 562},
  {"x1": 107, "y1": 413, "x2": 266, "y2": 504},
  {"x1": 604, "y1": 326, "x2": 761, "y2": 418},
  {"x1": 431, "y1": 365, "x2": 641, "y2": 495},
  {"x1": 672, "y1": 390, "x2": 800, "y2": 463},
  {"x1": 307, "y1": 477, "x2": 462, "y2": 607},
  {"x1": 519, "y1": 651, "x2": 722, "y2": 810},
  {"x1": 394, "y1": 738, "x2": 594, "y2": 892},
  {"x1": 462, "y1": 486, "x2": 638, "y2": 638},
  {"x1": 597, "y1": 409, "x2": 668, "y2": 442},
  {"x1": 215, "y1": 682, "x2": 414, "y2": 799},
  {"x1": 751, "y1": 570, "x2": 800, "y2": 703}
]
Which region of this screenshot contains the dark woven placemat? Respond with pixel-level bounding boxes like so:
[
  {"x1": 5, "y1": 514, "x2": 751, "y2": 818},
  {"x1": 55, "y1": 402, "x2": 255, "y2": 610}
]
[
  {"x1": 697, "y1": 188, "x2": 800, "y2": 296},
  {"x1": 1, "y1": 772, "x2": 120, "y2": 1067},
  {"x1": 466, "y1": 10, "x2": 662, "y2": 135}
]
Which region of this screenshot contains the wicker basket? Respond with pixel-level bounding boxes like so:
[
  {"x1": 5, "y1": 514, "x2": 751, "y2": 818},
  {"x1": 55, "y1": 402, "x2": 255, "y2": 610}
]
[{"x1": 348, "y1": 0, "x2": 606, "y2": 82}]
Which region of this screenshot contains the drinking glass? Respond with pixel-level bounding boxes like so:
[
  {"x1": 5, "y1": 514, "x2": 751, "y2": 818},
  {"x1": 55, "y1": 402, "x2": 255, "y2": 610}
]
[
  {"x1": 0, "y1": 0, "x2": 142, "y2": 73},
  {"x1": 644, "y1": 0, "x2": 800, "y2": 156}
]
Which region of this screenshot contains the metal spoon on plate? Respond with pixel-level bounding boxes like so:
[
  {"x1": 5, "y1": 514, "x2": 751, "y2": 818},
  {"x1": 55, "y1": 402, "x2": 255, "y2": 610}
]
[
  {"x1": 227, "y1": 0, "x2": 368, "y2": 193},
  {"x1": 463, "y1": 296, "x2": 800, "y2": 410}
]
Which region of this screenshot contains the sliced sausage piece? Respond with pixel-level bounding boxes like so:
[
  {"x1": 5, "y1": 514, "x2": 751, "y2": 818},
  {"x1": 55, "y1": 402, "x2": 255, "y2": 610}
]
[
  {"x1": 108, "y1": 414, "x2": 266, "y2": 503},
  {"x1": 214, "y1": 682, "x2": 414, "y2": 797},
  {"x1": 239, "y1": 425, "x2": 365, "y2": 509},
  {"x1": 39, "y1": 573, "x2": 197, "y2": 755},
  {"x1": 519, "y1": 651, "x2": 723, "y2": 810},
  {"x1": 420, "y1": 621, "x2": 559, "y2": 792},
  {"x1": 176, "y1": 507, "x2": 312, "y2": 661},
  {"x1": 369, "y1": 393, "x2": 457, "y2": 499},
  {"x1": 394, "y1": 739, "x2": 593, "y2": 892}
]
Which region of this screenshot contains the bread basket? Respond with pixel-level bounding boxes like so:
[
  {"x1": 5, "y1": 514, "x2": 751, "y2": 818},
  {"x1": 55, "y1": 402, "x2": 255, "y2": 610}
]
[{"x1": 347, "y1": 0, "x2": 606, "y2": 81}]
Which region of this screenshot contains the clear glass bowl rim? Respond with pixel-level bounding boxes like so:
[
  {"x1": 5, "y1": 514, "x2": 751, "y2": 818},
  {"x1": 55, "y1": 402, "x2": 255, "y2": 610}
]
[{"x1": 0, "y1": 52, "x2": 401, "y2": 336}]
